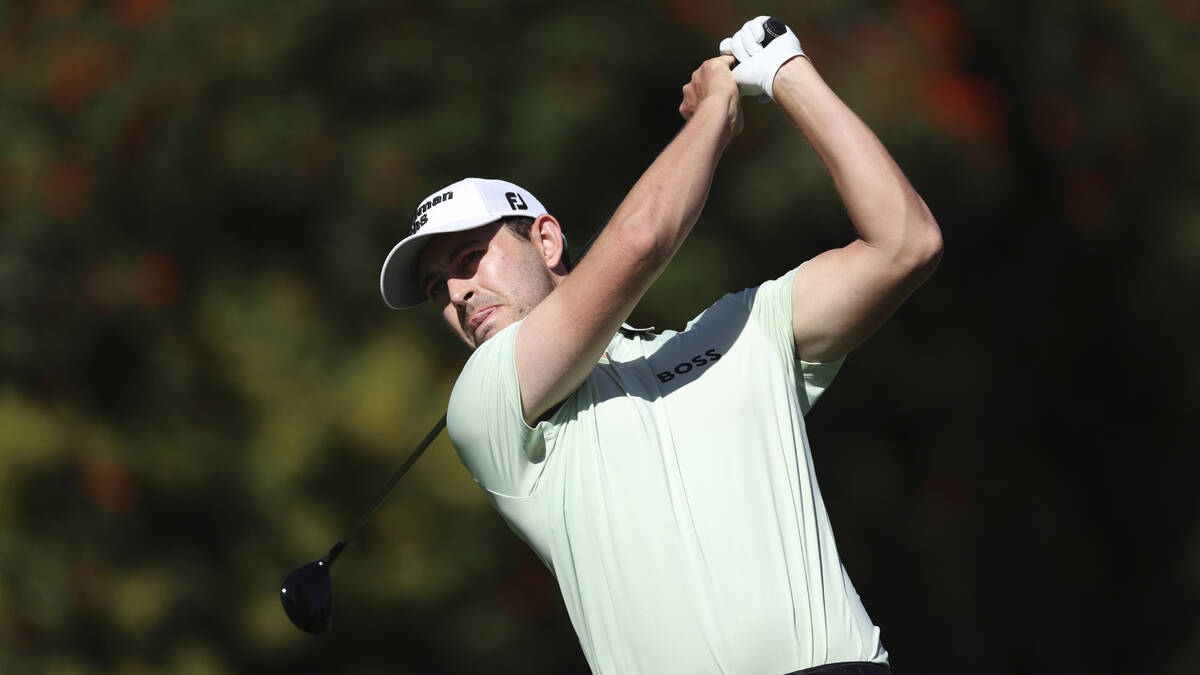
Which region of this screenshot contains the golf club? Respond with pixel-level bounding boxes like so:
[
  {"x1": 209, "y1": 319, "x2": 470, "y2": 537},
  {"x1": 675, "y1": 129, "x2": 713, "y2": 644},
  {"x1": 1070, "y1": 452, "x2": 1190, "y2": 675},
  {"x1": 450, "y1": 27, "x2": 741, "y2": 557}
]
[{"x1": 280, "y1": 413, "x2": 446, "y2": 634}]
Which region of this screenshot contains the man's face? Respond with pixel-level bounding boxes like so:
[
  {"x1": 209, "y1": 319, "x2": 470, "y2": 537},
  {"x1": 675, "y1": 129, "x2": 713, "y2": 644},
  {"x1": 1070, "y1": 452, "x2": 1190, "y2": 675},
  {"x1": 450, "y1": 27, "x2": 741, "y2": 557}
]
[{"x1": 417, "y1": 222, "x2": 557, "y2": 349}]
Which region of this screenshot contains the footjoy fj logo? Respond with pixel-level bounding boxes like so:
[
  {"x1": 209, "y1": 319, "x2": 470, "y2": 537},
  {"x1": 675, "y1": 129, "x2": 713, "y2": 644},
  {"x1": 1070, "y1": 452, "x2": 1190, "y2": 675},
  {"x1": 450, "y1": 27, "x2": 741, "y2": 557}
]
[
  {"x1": 656, "y1": 348, "x2": 722, "y2": 383},
  {"x1": 411, "y1": 191, "x2": 454, "y2": 233},
  {"x1": 505, "y1": 191, "x2": 528, "y2": 210}
]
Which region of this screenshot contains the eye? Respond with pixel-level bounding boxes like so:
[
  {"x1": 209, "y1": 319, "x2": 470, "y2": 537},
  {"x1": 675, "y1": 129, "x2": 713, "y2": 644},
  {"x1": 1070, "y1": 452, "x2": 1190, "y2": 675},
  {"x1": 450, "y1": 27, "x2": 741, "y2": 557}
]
[
  {"x1": 425, "y1": 247, "x2": 484, "y2": 300},
  {"x1": 426, "y1": 279, "x2": 447, "y2": 300}
]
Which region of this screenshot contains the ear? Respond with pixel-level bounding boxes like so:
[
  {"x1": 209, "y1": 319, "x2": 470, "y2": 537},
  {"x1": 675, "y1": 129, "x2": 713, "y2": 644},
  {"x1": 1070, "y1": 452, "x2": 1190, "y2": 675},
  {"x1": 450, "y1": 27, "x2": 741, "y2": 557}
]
[{"x1": 531, "y1": 214, "x2": 568, "y2": 276}]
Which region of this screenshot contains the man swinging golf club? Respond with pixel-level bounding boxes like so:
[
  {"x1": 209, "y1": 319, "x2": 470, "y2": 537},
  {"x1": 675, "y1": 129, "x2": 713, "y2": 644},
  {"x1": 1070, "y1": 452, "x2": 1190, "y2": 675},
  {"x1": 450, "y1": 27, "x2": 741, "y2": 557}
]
[{"x1": 380, "y1": 16, "x2": 941, "y2": 675}]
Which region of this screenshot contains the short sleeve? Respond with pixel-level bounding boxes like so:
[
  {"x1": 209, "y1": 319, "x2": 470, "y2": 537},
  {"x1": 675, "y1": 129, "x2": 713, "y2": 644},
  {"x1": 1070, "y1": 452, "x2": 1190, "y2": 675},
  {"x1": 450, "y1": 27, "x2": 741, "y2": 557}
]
[
  {"x1": 730, "y1": 265, "x2": 845, "y2": 415},
  {"x1": 446, "y1": 321, "x2": 547, "y2": 497}
]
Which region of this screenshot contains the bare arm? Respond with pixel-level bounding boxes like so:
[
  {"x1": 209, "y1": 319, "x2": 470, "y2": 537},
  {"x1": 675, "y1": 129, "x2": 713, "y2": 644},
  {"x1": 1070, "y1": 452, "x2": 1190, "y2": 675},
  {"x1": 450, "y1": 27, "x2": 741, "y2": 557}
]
[
  {"x1": 514, "y1": 56, "x2": 744, "y2": 424},
  {"x1": 776, "y1": 57, "x2": 943, "y2": 363}
]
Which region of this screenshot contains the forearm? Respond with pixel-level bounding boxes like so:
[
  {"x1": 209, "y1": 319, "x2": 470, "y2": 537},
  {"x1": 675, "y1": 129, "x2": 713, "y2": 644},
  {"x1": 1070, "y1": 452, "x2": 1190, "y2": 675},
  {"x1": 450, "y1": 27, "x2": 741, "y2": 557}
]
[
  {"x1": 514, "y1": 86, "x2": 737, "y2": 423},
  {"x1": 773, "y1": 58, "x2": 941, "y2": 265}
]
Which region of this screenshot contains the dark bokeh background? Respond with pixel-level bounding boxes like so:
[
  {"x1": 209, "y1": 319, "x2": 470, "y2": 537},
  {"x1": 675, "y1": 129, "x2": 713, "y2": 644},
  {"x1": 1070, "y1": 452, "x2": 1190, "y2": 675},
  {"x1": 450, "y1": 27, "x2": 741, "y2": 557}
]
[{"x1": 2, "y1": 0, "x2": 1198, "y2": 673}]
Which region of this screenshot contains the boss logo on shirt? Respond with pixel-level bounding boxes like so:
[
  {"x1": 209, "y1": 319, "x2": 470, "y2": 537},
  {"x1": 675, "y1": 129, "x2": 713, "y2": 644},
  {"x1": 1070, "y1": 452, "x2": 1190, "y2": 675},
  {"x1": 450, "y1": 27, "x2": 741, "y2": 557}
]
[{"x1": 655, "y1": 348, "x2": 722, "y2": 383}]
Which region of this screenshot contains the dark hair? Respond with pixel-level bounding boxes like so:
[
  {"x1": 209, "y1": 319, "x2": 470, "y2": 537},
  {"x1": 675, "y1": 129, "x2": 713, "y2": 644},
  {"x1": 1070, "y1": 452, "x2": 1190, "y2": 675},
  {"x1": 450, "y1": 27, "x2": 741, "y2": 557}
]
[{"x1": 500, "y1": 216, "x2": 573, "y2": 270}]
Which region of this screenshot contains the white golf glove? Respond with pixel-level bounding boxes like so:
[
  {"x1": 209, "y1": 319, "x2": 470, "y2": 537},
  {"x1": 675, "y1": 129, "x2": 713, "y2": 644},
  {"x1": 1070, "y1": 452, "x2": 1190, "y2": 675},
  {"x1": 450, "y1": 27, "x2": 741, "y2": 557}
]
[{"x1": 719, "y1": 16, "x2": 807, "y2": 101}]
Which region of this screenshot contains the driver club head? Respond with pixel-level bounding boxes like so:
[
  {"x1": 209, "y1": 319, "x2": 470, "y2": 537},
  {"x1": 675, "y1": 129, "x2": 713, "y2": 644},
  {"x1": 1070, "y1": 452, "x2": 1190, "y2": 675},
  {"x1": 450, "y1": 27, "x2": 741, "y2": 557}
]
[
  {"x1": 279, "y1": 414, "x2": 444, "y2": 634},
  {"x1": 280, "y1": 557, "x2": 334, "y2": 634}
]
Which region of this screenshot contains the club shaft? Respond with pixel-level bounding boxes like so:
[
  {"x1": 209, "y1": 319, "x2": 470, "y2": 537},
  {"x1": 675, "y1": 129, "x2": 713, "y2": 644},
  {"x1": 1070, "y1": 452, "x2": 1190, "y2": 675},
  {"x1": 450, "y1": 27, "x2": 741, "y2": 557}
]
[{"x1": 341, "y1": 413, "x2": 448, "y2": 546}]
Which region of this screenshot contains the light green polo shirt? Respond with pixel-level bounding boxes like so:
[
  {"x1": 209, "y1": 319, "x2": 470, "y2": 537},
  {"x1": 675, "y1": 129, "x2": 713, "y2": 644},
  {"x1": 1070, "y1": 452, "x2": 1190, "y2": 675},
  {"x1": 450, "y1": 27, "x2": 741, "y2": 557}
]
[{"x1": 447, "y1": 267, "x2": 887, "y2": 674}]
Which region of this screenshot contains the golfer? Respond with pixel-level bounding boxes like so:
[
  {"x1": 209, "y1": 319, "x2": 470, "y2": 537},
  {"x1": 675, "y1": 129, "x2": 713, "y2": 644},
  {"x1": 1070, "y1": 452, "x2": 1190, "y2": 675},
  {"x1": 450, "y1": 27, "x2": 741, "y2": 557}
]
[{"x1": 380, "y1": 16, "x2": 941, "y2": 675}]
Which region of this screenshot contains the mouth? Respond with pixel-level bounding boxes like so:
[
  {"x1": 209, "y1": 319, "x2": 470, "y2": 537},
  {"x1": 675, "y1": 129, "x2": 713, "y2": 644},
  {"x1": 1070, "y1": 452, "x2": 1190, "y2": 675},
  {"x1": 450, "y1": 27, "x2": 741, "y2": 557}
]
[{"x1": 466, "y1": 305, "x2": 500, "y2": 338}]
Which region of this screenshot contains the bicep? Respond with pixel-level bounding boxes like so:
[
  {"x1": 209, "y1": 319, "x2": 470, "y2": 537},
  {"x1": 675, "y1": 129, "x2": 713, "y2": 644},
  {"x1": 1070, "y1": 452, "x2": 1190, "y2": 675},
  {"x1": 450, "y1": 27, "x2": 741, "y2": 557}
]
[{"x1": 791, "y1": 239, "x2": 939, "y2": 363}]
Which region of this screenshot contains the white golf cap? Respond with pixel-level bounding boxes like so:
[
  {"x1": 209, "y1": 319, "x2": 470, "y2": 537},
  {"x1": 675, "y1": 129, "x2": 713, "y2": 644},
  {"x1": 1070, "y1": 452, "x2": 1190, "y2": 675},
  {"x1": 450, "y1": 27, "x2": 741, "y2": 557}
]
[{"x1": 379, "y1": 177, "x2": 549, "y2": 309}]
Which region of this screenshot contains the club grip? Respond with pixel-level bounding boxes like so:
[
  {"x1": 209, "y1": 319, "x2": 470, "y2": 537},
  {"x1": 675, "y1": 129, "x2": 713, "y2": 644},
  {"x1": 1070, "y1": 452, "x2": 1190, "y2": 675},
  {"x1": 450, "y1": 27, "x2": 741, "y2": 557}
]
[
  {"x1": 761, "y1": 17, "x2": 786, "y2": 47},
  {"x1": 730, "y1": 17, "x2": 787, "y2": 67}
]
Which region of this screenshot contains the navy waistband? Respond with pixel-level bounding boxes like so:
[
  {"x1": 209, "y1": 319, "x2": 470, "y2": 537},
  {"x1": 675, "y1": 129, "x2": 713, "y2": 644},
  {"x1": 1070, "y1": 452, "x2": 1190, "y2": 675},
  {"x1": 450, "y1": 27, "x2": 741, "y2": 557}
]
[{"x1": 783, "y1": 662, "x2": 891, "y2": 675}]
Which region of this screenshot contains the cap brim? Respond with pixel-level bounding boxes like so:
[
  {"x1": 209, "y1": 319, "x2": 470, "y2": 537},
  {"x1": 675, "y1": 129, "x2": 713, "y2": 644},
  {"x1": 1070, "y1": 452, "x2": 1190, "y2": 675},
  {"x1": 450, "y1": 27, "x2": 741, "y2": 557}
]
[{"x1": 379, "y1": 215, "x2": 505, "y2": 309}]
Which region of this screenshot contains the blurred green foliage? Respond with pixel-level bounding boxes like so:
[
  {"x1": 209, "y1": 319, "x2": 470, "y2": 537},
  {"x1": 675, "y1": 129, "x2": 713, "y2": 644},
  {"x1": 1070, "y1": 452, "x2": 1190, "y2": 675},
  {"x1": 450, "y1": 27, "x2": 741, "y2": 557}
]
[{"x1": 1, "y1": 0, "x2": 1198, "y2": 673}]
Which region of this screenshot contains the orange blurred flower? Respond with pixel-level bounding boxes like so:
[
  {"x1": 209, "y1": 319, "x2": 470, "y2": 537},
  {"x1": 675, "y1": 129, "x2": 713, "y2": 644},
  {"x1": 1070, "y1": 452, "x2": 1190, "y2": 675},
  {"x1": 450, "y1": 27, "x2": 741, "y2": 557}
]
[
  {"x1": 82, "y1": 456, "x2": 140, "y2": 515},
  {"x1": 114, "y1": 0, "x2": 169, "y2": 29}
]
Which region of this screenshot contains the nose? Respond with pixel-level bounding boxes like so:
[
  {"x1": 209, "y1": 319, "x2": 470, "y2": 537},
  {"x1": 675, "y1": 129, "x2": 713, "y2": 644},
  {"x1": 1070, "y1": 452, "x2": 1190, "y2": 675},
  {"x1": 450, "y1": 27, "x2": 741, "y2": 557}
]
[{"x1": 446, "y1": 277, "x2": 474, "y2": 306}]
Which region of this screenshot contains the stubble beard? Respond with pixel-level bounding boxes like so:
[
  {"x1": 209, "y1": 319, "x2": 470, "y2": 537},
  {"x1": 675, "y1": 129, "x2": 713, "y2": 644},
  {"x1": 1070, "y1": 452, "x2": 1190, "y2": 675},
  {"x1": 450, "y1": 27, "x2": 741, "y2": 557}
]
[{"x1": 466, "y1": 267, "x2": 556, "y2": 349}]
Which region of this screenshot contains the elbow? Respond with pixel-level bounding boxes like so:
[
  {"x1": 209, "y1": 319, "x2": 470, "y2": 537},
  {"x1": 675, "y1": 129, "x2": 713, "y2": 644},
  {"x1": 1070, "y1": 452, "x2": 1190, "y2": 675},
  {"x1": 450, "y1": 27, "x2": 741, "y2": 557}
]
[
  {"x1": 915, "y1": 216, "x2": 943, "y2": 273},
  {"x1": 893, "y1": 208, "x2": 943, "y2": 284},
  {"x1": 608, "y1": 207, "x2": 675, "y2": 269}
]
